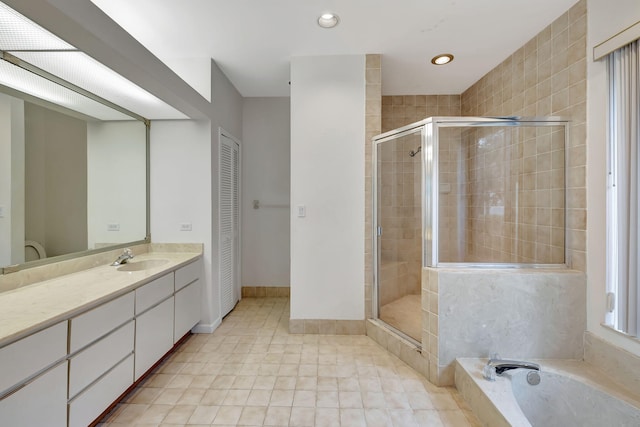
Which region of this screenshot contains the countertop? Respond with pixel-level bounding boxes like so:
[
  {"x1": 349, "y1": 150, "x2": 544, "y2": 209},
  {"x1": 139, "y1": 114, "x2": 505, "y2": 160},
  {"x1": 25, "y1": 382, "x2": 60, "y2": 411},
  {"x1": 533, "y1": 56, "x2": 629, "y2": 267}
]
[{"x1": 0, "y1": 250, "x2": 201, "y2": 348}]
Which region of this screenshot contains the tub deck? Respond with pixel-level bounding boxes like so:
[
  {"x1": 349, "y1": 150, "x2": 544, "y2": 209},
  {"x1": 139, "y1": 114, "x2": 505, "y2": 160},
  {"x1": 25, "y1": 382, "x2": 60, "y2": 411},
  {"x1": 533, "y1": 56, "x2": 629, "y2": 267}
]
[{"x1": 455, "y1": 358, "x2": 640, "y2": 426}]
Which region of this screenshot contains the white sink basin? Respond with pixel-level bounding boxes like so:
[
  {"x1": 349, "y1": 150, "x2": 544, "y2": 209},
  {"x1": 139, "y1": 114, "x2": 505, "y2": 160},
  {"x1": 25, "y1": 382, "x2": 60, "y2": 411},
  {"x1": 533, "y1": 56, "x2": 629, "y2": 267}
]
[{"x1": 116, "y1": 259, "x2": 169, "y2": 272}]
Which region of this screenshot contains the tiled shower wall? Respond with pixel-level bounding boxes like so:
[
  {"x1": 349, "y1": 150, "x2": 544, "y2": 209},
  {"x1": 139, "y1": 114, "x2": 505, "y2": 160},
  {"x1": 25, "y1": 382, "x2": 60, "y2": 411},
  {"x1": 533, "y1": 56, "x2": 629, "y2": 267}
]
[
  {"x1": 364, "y1": 55, "x2": 381, "y2": 319},
  {"x1": 377, "y1": 132, "x2": 422, "y2": 306},
  {"x1": 377, "y1": 96, "x2": 462, "y2": 306},
  {"x1": 461, "y1": 0, "x2": 587, "y2": 270},
  {"x1": 457, "y1": 125, "x2": 567, "y2": 264}
]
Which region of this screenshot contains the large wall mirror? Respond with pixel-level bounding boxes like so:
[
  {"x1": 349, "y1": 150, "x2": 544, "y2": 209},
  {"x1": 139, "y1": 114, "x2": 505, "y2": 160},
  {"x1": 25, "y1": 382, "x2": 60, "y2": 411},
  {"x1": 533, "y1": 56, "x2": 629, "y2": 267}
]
[{"x1": 0, "y1": 3, "x2": 151, "y2": 274}]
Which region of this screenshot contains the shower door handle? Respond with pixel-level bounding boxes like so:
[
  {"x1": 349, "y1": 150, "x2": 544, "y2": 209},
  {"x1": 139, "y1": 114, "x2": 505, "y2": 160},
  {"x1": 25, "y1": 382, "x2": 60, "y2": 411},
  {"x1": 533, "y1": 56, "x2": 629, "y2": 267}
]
[{"x1": 377, "y1": 226, "x2": 383, "y2": 236}]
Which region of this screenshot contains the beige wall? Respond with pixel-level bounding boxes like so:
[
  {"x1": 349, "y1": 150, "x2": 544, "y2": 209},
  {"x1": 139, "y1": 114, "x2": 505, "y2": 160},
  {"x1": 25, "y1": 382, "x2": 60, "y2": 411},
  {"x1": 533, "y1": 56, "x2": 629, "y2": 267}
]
[
  {"x1": 377, "y1": 0, "x2": 586, "y2": 269},
  {"x1": 364, "y1": 55, "x2": 381, "y2": 319},
  {"x1": 461, "y1": 0, "x2": 587, "y2": 270}
]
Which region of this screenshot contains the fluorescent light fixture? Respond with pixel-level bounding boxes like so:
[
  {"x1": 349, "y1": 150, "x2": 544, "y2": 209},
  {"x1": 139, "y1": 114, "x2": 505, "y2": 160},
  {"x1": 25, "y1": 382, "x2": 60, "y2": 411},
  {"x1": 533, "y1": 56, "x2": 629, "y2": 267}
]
[
  {"x1": 431, "y1": 53, "x2": 454, "y2": 65},
  {"x1": 0, "y1": 60, "x2": 132, "y2": 120},
  {"x1": 318, "y1": 13, "x2": 339, "y2": 28},
  {"x1": 0, "y1": 2, "x2": 74, "y2": 50},
  {"x1": 0, "y1": 0, "x2": 187, "y2": 119},
  {"x1": 13, "y1": 51, "x2": 187, "y2": 119}
]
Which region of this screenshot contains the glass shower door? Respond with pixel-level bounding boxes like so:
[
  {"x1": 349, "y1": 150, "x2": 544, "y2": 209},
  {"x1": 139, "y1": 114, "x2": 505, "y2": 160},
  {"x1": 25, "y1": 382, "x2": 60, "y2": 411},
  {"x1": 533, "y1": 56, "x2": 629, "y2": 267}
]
[{"x1": 375, "y1": 128, "x2": 423, "y2": 343}]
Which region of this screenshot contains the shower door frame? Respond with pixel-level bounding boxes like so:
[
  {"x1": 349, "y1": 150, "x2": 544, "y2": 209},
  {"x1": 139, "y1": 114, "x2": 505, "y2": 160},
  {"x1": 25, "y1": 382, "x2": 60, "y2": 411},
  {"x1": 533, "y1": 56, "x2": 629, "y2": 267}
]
[
  {"x1": 372, "y1": 124, "x2": 425, "y2": 344},
  {"x1": 372, "y1": 116, "x2": 571, "y2": 342}
]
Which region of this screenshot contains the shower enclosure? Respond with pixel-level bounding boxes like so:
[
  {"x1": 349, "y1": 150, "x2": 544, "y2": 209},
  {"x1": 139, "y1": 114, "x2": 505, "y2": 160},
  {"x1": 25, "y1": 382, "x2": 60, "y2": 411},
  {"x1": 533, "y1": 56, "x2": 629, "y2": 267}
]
[{"x1": 373, "y1": 117, "x2": 569, "y2": 344}]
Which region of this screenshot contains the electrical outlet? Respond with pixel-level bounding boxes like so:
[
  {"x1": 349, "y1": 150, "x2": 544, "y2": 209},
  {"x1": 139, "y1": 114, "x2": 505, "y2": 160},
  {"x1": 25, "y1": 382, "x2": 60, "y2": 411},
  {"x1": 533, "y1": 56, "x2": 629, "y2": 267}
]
[
  {"x1": 180, "y1": 223, "x2": 192, "y2": 231},
  {"x1": 107, "y1": 223, "x2": 120, "y2": 231}
]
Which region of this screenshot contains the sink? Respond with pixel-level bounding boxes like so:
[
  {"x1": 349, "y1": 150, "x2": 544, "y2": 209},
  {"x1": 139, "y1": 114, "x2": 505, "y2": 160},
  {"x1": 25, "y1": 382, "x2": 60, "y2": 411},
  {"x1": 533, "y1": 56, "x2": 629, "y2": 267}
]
[{"x1": 116, "y1": 259, "x2": 169, "y2": 272}]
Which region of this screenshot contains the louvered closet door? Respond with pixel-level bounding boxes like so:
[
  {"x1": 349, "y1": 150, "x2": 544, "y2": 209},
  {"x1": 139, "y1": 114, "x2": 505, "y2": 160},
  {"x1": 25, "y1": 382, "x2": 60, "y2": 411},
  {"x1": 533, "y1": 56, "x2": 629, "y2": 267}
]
[{"x1": 219, "y1": 134, "x2": 240, "y2": 317}]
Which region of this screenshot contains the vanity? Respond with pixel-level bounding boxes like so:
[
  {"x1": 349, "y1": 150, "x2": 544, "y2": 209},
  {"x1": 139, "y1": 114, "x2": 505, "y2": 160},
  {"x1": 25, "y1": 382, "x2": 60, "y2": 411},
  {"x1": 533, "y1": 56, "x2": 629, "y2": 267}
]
[{"x1": 0, "y1": 244, "x2": 203, "y2": 427}]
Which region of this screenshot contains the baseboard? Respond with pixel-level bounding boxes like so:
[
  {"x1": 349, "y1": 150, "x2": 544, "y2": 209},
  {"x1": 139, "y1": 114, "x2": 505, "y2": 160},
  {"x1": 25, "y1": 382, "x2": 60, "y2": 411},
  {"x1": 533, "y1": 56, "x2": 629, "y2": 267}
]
[
  {"x1": 242, "y1": 286, "x2": 290, "y2": 297},
  {"x1": 191, "y1": 317, "x2": 221, "y2": 334},
  {"x1": 289, "y1": 318, "x2": 366, "y2": 335}
]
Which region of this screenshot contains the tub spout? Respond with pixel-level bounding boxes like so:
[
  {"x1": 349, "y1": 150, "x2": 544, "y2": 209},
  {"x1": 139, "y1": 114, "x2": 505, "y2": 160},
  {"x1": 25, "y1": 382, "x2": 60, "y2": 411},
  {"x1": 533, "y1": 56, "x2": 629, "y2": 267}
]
[{"x1": 484, "y1": 358, "x2": 540, "y2": 379}]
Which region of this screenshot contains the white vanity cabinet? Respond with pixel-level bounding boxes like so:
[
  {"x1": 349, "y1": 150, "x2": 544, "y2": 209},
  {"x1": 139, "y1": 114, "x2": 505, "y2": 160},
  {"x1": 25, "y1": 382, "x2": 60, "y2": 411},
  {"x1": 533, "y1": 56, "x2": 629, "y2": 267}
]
[
  {"x1": 0, "y1": 321, "x2": 68, "y2": 427},
  {"x1": 174, "y1": 259, "x2": 202, "y2": 343},
  {"x1": 0, "y1": 253, "x2": 203, "y2": 427},
  {"x1": 68, "y1": 292, "x2": 135, "y2": 427},
  {"x1": 134, "y1": 273, "x2": 175, "y2": 380}
]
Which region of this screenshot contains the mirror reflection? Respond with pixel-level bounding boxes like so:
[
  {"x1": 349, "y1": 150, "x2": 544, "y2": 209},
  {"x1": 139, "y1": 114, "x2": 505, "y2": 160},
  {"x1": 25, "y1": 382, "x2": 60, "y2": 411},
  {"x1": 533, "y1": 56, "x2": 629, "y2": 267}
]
[{"x1": 0, "y1": 89, "x2": 147, "y2": 271}]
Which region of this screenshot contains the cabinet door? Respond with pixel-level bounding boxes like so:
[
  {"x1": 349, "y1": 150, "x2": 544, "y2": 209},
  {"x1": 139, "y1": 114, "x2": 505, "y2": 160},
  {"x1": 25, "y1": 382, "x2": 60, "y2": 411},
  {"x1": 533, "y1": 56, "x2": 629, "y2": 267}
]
[
  {"x1": 0, "y1": 362, "x2": 67, "y2": 427},
  {"x1": 174, "y1": 279, "x2": 202, "y2": 343},
  {"x1": 136, "y1": 273, "x2": 173, "y2": 314},
  {"x1": 68, "y1": 354, "x2": 134, "y2": 427},
  {"x1": 70, "y1": 292, "x2": 134, "y2": 353},
  {"x1": 69, "y1": 320, "x2": 134, "y2": 399},
  {"x1": 0, "y1": 321, "x2": 67, "y2": 395},
  {"x1": 135, "y1": 297, "x2": 174, "y2": 380}
]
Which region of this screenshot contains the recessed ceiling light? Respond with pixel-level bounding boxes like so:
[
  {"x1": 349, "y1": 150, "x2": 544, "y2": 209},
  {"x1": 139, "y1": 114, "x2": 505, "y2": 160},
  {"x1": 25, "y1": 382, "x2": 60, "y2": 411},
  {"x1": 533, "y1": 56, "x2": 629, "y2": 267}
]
[
  {"x1": 318, "y1": 13, "x2": 339, "y2": 29},
  {"x1": 431, "y1": 54, "x2": 454, "y2": 65}
]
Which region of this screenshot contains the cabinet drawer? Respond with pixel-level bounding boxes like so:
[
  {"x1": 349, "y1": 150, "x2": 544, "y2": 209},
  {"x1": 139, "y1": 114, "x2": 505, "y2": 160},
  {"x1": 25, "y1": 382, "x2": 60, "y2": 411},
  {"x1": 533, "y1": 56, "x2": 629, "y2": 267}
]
[
  {"x1": 174, "y1": 280, "x2": 202, "y2": 343},
  {"x1": 0, "y1": 321, "x2": 67, "y2": 394},
  {"x1": 135, "y1": 297, "x2": 174, "y2": 380},
  {"x1": 69, "y1": 320, "x2": 134, "y2": 399},
  {"x1": 68, "y1": 354, "x2": 134, "y2": 427},
  {"x1": 175, "y1": 259, "x2": 201, "y2": 291},
  {"x1": 70, "y1": 292, "x2": 134, "y2": 353},
  {"x1": 0, "y1": 361, "x2": 67, "y2": 427},
  {"x1": 135, "y1": 273, "x2": 173, "y2": 314}
]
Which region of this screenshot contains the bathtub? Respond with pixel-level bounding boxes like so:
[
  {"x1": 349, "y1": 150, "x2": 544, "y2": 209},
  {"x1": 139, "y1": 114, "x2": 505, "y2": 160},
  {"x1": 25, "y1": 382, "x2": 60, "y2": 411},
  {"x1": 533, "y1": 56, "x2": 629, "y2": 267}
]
[{"x1": 455, "y1": 358, "x2": 640, "y2": 426}]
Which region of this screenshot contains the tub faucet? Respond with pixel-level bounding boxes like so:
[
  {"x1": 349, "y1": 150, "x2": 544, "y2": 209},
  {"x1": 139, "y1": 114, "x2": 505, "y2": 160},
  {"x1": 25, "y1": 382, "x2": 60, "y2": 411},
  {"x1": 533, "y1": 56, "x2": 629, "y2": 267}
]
[
  {"x1": 483, "y1": 357, "x2": 540, "y2": 381},
  {"x1": 111, "y1": 248, "x2": 134, "y2": 266}
]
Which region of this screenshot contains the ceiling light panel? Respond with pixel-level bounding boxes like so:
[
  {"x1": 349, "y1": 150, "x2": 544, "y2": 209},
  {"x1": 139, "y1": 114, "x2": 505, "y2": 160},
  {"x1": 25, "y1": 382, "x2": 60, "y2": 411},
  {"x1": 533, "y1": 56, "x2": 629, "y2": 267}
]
[
  {"x1": 0, "y1": 60, "x2": 132, "y2": 121},
  {"x1": 0, "y1": 2, "x2": 75, "y2": 50},
  {"x1": 12, "y1": 51, "x2": 188, "y2": 119}
]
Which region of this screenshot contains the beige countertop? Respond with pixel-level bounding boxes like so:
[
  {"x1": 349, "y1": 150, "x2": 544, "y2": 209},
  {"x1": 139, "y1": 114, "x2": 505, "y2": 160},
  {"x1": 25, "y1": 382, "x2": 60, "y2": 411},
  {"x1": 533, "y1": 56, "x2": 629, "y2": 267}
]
[{"x1": 0, "y1": 249, "x2": 202, "y2": 348}]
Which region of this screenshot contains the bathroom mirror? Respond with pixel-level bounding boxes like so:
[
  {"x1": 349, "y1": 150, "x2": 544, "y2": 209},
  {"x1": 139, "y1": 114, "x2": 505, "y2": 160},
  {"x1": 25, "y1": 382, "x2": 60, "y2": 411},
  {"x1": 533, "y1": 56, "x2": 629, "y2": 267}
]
[{"x1": 0, "y1": 78, "x2": 149, "y2": 274}]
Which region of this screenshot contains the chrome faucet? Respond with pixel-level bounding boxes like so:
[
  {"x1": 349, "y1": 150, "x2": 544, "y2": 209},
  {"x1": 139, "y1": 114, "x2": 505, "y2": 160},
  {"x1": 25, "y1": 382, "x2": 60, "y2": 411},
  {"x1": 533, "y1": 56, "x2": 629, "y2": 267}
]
[
  {"x1": 483, "y1": 357, "x2": 540, "y2": 381},
  {"x1": 111, "y1": 248, "x2": 134, "y2": 266}
]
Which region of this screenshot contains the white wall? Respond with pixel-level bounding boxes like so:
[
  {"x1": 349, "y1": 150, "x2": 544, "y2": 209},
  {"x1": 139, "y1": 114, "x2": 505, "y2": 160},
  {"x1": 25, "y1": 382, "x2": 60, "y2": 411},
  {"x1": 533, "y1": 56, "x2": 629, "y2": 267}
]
[
  {"x1": 290, "y1": 55, "x2": 366, "y2": 320},
  {"x1": 0, "y1": 94, "x2": 24, "y2": 266},
  {"x1": 209, "y1": 59, "x2": 243, "y2": 318},
  {"x1": 587, "y1": 0, "x2": 640, "y2": 355},
  {"x1": 87, "y1": 121, "x2": 146, "y2": 248},
  {"x1": 241, "y1": 98, "x2": 290, "y2": 287},
  {"x1": 150, "y1": 120, "x2": 214, "y2": 327},
  {"x1": 151, "y1": 59, "x2": 243, "y2": 333}
]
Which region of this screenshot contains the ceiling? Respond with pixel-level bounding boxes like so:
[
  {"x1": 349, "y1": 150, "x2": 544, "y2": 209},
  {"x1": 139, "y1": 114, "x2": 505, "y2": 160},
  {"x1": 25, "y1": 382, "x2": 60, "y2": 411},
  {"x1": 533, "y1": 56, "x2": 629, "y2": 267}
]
[{"x1": 91, "y1": 0, "x2": 579, "y2": 98}]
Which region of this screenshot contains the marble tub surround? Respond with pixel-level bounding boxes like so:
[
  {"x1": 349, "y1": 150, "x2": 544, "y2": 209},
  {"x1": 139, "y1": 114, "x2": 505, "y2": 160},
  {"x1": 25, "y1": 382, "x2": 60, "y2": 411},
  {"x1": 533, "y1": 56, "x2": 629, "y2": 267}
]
[
  {"x1": 455, "y1": 358, "x2": 640, "y2": 427},
  {"x1": 0, "y1": 244, "x2": 202, "y2": 347},
  {"x1": 0, "y1": 243, "x2": 202, "y2": 293},
  {"x1": 423, "y1": 267, "x2": 586, "y2": 386},
  {"x1": 585, "y1": 331, "x2": 640, "y2": 398}
]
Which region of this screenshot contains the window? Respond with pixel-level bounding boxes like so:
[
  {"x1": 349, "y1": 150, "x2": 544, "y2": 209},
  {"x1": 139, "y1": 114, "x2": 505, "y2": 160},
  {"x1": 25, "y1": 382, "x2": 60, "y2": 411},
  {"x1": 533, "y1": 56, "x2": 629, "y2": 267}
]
[{"x1": 606, "y1": 39, "x2": 640, "y2": 337}]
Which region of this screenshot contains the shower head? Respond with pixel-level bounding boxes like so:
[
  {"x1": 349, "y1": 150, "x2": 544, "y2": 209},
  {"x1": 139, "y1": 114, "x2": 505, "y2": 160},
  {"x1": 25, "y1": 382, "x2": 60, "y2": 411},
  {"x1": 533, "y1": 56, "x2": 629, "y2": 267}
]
[{"x1": 409, "y1": 146, "x2": 422, "y2": 157}]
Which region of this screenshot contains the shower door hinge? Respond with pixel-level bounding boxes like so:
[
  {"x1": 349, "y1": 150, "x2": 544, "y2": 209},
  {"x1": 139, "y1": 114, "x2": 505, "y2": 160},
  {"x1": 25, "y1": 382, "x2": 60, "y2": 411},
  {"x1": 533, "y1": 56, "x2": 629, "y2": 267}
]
[{"x1": 377, "y1": 226, "x2": 383, "y2": 236}]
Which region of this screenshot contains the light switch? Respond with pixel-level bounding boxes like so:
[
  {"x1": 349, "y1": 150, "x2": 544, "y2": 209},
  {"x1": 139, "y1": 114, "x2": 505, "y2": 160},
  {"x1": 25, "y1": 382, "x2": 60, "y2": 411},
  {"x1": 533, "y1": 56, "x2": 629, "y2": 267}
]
[
  {"x1": 180, "y1": 223, "x2": 192, "y2": 231},
  {"x1": 0, "y1": 205, "x2": 4, "y2": 218},
  {"x1": 107, "y1": 223, "x2": 120, "y2": 231},
  {"x1": 297, "y1": 205, "x2": 306, "y2": 218}
]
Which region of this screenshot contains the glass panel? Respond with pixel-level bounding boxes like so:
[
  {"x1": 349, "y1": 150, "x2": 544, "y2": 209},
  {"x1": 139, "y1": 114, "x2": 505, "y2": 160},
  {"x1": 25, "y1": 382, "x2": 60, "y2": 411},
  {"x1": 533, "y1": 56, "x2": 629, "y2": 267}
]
[
  {"x1": 376, "y1": 130, "x2": 422, "y2": 342},
  {"x1": 437, "y1": 124, "x2": 566, "y2": 264}
]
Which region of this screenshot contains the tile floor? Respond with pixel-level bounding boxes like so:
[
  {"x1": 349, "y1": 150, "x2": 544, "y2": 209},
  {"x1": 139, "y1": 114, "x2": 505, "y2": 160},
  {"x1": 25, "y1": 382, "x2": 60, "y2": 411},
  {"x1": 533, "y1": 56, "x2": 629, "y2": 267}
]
[
  {"x1": 379, "y1": 294, "x2": 422, "y2": 342},
  {"x1": 98, "y1": 297, "x2": 480, "y2": 426}
]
